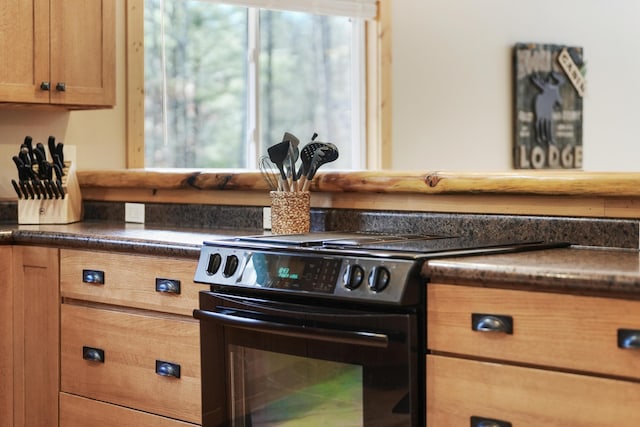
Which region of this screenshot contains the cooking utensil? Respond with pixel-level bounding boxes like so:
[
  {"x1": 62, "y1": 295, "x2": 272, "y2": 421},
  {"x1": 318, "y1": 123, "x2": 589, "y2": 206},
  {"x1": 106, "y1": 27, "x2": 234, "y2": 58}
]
[
  {"x1": 301, "y1": 144, "x2": 339, "y2": 191},
  {"x1": 259, "y1": 155, "x2": 279, "y2": 191},
  {"x1": 286, "y1": 143, "x2": 299, "y2": 191},
  {"x1": 283, "y1": 132, "x2": 299, "y2": 147},
  {"x1": 296, "y1": 142, "x2": 328, "y2": 190},
  {"x1": 267, "y1": 140, "x2": 291, "y2": 192}
]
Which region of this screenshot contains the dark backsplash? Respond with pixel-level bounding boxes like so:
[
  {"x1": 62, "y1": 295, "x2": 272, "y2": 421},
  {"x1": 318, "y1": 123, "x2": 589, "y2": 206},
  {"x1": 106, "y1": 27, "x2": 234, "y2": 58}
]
[{"x1": 83, "y1": 201, "x2": 639, "y2": 250}]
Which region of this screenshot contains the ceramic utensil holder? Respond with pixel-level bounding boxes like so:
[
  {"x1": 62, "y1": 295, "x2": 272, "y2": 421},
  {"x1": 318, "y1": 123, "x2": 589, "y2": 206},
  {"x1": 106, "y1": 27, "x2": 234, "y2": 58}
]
[
  {"x1": 18, "y1": 146, "x2": 82, "y2": 225},
  {"x1": 270, "y1": 191, "x2": 310, "y2": 235}
]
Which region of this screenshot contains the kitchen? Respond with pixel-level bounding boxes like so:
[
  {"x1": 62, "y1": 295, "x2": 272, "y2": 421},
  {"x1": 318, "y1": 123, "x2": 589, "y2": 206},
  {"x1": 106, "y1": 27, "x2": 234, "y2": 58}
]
[{"x1": 2, "y1": 1, "x2": 640, "y2": 426}]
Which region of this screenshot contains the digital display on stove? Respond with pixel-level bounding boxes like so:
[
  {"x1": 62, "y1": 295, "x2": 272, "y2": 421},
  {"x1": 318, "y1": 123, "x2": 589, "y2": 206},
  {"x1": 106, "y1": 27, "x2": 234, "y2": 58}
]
[{"x1": 242, "y1": 253, "x2": 342, "y2": 293}]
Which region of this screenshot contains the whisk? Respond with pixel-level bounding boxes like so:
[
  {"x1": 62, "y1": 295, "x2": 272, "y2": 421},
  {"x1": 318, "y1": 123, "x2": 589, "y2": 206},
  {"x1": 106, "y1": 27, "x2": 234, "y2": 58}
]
[{"x1": 259, "y1": 155, "x2": 280, "y2": 191}]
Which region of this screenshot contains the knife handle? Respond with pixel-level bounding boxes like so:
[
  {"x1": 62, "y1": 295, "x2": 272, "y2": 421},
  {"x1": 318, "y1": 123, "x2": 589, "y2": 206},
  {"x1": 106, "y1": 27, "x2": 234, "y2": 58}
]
[
  {"x1": 11, "y1": 180, "x2": 23, "y2": 199},
  {"x1": 50, "y1": 180, "x2": 60, "y2": 199},
  {"x1": 24, "y1": 182, "x2": 35, "y2": 200},
  {"x1": 43, "y1": 180, "x2": 54, "y2": 199},
  {"x1": 48, "y1": 136, "x2": 56, "y2": 159},
  {"x1": 56, "y1": 180, "x2": 65, "y2": 199}
]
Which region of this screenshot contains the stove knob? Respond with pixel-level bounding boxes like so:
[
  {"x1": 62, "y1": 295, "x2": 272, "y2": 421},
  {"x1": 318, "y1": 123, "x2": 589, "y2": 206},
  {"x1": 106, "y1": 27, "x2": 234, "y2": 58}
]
[
  {"x1": 223, "y1": 255, "x2": 239, "y2": 277},
  {"x1": 368, "y1": 266, "x2": 390, "y2": 292},
  {"x1": 343, "y1": 264, "x2": 364, "y2": 290},
  {"x1": 206, "y1": 253, "x2": 222, "y2": 275}
]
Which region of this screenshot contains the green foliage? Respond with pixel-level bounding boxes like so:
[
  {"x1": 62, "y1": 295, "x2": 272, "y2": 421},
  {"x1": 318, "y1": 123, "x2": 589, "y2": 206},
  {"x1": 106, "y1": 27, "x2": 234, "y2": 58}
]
[{"x1": 144, "y1": 1, "x2": 355, "y2": 169}]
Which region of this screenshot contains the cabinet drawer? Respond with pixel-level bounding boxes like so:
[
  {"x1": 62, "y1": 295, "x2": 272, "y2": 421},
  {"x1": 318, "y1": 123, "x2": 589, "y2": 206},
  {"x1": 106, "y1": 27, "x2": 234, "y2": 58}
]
[
  {"x1": 61, "y1": 304, "x2": 201, "y2": 424},
  {"x1": 60, "y1": 392, "x2": 199, "y2": 427},
  {"x1": 427, "y1": 284, "x2": 640, "y2": 379},
  {"x1": 427, "y1": 355, "x2": 640, "y2": 427},
  {"x1": 61, "y1": 249, "x2": 201, "y2": 316}
]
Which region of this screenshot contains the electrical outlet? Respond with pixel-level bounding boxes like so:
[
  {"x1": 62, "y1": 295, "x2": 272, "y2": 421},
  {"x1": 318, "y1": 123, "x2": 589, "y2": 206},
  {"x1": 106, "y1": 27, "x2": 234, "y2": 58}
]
[
  {"x1": 125, "y1": 203, "x2": 145, "y2": 223},
  {"x1": 263, "y1": 207, "x2": 272, "y2": 230}
]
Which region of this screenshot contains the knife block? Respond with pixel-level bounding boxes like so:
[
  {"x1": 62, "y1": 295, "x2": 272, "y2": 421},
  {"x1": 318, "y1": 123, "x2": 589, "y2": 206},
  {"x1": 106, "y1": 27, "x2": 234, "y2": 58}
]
[{"x1": 18, "y1": 149, "x2": 82, "y2": 225}]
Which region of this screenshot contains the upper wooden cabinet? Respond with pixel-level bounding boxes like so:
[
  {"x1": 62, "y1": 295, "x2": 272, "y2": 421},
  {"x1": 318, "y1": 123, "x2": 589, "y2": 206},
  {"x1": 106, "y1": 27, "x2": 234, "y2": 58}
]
[{"x1": 0, "y1": 0, "x2": 115, "y2": 108}]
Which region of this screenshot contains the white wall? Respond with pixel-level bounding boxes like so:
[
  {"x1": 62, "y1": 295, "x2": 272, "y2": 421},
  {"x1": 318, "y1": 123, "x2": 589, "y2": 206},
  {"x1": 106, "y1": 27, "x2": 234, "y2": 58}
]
[
  {"x1": 2, "y1": 0, "x2": 639, "y2": 182},
  {"x1": 392, "y1": 0, "x2": 640, "y2": 171}
]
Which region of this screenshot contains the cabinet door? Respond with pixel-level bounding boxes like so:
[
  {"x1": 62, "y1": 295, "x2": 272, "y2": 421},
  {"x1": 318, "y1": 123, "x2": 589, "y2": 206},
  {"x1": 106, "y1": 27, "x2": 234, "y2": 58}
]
[
  {"x1": 49, "y1": 0, "x2": 116, "y2": 106},
  {"x1": 12, "y1": 246, "x2": 59, "y2": 427},
  {"x1": 60, "y1": 393, "x2": 199, "y2": 427},
  {"x1": 0, "y1": 247, "x2": 13, "y2": 427},
  {"x1": 0, "y1": 0, "x2": 50, "y2": 104},
  {"x1": 61, "y1": 304, "x2": 201, "y2": 424},
  {"x1": 427, "y1": 355, "x2": 640, "y2": 427}
]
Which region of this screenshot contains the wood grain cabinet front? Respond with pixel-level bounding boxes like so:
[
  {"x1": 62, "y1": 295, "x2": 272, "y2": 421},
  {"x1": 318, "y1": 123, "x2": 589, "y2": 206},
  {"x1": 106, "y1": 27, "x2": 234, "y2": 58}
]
[
  {"x1": 426, "y1": 283, "x2": 640, "y2": 426},
  {"x1": 427, "y1": 355, "x2": 640, "y2": 427},
  {"x1": 60, "y1": 249, "x2": 201, "y2": 316},
  {"x1": 0, "y1": 0, "x2": 115, "y2": 108},
  {"x1": 60, "y1": 393, "x2": 199, "y2": 427},
  {"x1": 60, "y1": 304, "x2": 201, "y2": 424},
  {"x1": 0, "y1": 247, "x2": 12, "y2": 427},
  {"x1": 60, "y1": 249, "x2": 205, "y2": 426}
]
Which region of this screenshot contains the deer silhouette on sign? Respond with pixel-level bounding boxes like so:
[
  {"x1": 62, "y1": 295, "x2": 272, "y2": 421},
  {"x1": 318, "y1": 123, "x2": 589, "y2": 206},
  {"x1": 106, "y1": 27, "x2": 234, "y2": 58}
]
[{"x1": 531, "y1": 71, "x2": 566, "y2": 145}]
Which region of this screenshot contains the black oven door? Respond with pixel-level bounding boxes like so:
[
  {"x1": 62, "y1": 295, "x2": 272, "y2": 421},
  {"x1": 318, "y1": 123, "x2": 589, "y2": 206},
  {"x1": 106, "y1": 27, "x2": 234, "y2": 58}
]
[{"x1": 194, "y1": 291, "x2": 422, "y2": 427}]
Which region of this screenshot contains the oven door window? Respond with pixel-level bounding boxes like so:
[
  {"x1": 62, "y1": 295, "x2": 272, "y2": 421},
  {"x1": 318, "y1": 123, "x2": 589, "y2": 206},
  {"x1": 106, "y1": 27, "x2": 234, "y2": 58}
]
[
  {"x1": 195, "y1": 293, "x2": 419, "y2": 426},
  {"x1": 229, "y1": 345, "x2": 363, "y2": 426}
]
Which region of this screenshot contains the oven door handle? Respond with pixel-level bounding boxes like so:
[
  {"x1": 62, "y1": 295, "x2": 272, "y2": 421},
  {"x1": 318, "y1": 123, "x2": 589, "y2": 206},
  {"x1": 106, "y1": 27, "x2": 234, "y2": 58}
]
[{"x1": 193, "y1": 309, "x2": 389, "y2": 348}]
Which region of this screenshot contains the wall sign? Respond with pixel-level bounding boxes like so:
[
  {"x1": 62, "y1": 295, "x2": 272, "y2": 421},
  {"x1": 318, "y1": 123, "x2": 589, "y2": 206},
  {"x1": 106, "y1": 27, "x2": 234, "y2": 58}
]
[{"x1": 513, "y1": 43, "x2": 585, "y2": 169}]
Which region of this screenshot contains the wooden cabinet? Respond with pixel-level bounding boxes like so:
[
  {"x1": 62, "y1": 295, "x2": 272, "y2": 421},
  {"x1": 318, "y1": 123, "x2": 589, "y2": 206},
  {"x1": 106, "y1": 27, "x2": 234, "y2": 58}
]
[
  {"x1": 60, "y1": 249, "x2": 202, "y2": 426},
  {"x1": 60, "y1": 393, "x2": 198, "y2": 427},
  {"x1": 11, "y1": 246, "x2": 60, "y2": 427},
  {"x1": 0, "y1": 247, "x2": 13, "y2": 427},
  {"x1": 0, "y1": 0, "x2": 115, "y2": 108},
  {"x1": 426, "y1": 283, "x2": 640, "y2": 426}
]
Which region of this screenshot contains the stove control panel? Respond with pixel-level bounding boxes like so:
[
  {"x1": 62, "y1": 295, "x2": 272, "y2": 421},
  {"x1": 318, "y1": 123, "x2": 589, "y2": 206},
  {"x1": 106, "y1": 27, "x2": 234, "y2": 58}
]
[{"x1": 194, "y1": 246, "x2": 422, "y2": 305}]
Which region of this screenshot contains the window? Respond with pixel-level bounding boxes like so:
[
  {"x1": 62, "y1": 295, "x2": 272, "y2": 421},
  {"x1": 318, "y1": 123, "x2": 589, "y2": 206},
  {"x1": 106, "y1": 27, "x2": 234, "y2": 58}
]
[
  {"x1": 141, "y1": 0, "x2": 378, "y2": 170},
  {"x1": 125, "y1": 0, "x2": 392, "y2": 169}
]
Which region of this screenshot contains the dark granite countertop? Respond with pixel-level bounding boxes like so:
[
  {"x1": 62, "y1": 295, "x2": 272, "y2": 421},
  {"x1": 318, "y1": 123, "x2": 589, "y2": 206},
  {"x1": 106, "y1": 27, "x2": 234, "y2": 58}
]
[
  {"x1": 3, "y1": 222, "x2": 640, "y2": 299},
  {"x1": 0, "y1": 221, "x2": 261, "y2": 259},
  {"x1": 425, "y1": 246, "x2": 640, "y2": 300}
]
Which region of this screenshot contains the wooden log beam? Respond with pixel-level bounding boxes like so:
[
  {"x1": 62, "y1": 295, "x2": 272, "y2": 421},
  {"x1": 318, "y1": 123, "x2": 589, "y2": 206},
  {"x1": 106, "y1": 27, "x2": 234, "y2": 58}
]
[{"x1": 77, "y1": 169, "x2": 640, "y2": 197}]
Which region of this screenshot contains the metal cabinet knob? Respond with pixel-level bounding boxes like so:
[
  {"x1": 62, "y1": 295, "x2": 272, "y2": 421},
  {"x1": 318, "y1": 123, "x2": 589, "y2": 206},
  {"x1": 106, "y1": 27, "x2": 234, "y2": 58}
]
[
  {"x1": 155, "y1": 278, "x2": 181, "y2": 294},
  {"x1": 40, "y1": 81, "x2": 50, "y2": 91},
  {"x1": 156, "y1": 360, "x2": 181, "y2": 378},
  {"x1": 618, "y1": 329, "x2": 640, "y2": 349},
  {"x1": 55, "y1": 82, "x2": 66, "y2": 92},
  {"x1": 82, "y1": 346, "x2": 105, "y2": 363},
  {"x1": 472, "y1": 314, "x2": 513, "y2": 334},
  {"x1": 83, "y1": 269, "x2": 105, "y2": 285},
  {"x1": 471, "y1": 416, "x2": 512, "y2": 427}
]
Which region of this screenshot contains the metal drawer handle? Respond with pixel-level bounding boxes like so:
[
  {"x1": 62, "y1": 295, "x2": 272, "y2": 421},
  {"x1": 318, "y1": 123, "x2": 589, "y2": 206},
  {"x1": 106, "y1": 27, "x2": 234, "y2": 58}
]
[
  {"x1": 83, "y1": 269, "x2": 105, "y2": 285},
  {"x1": 618, "y1": 329, "x2": 640, "y2": 349},
  {"x1": 82, "y1": 346, "x2": 105, "y2": 363},
  {"x1": 156, "y1": 360, "x2": 181, "y2": 378},
  {"x1": 472, "y1": 314, "x2": 513, "y2": 334},
  {"x1": 471, "y1": 416, "x2": 512, "y2": 427},
  {"x1": 155, "y1": 278, "x2": 181, "y2": 294}
]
